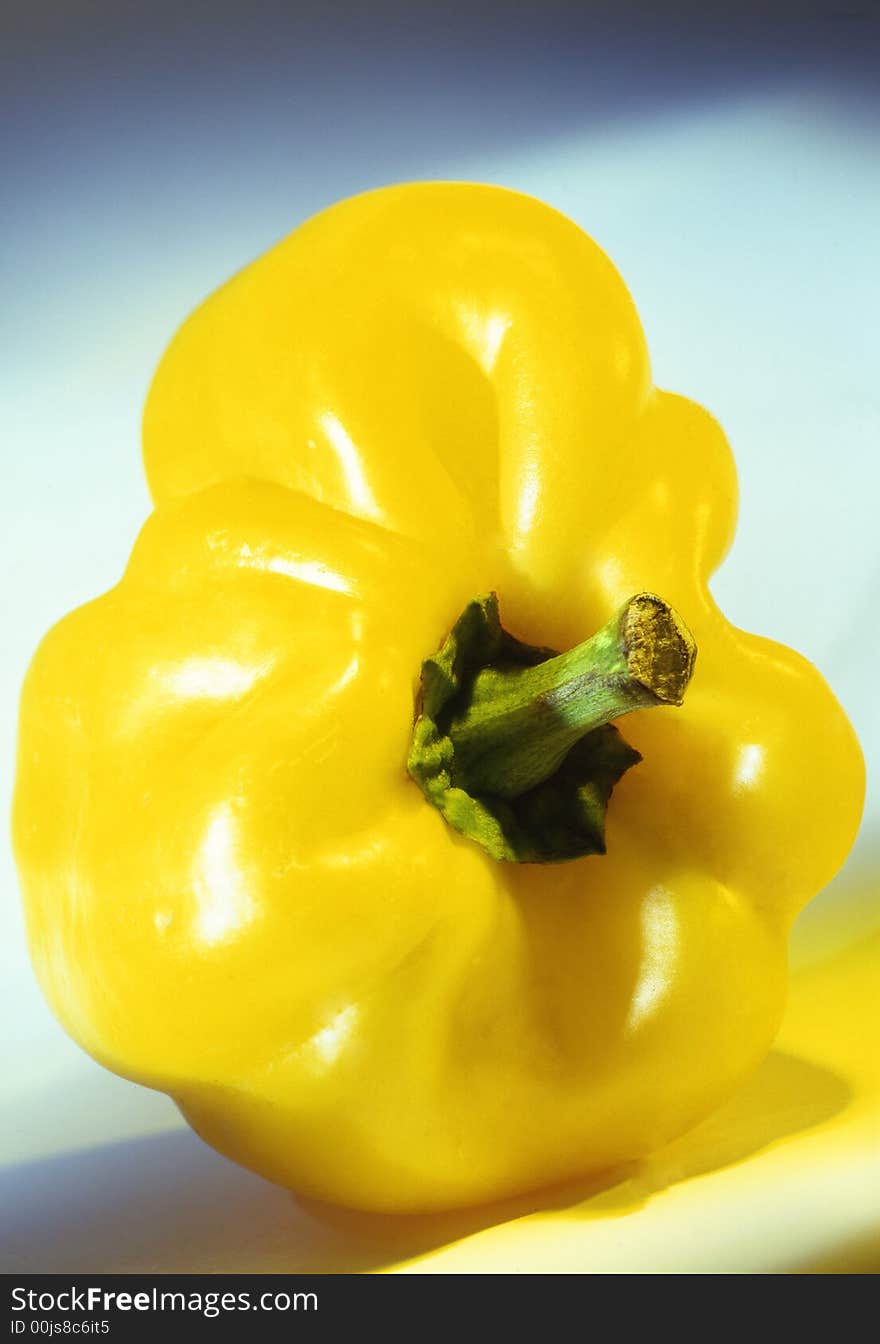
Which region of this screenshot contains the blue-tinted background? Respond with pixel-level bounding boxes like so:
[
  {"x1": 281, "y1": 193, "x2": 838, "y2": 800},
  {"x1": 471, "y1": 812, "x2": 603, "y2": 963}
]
[{"x1": 2, "y1": 0, "x2": 878, "y2": 1271}]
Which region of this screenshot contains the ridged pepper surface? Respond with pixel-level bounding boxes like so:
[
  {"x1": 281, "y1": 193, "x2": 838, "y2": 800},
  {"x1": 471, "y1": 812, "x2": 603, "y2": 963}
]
[{"x1": 13, "y1": 185, "x2": 864, "y2": 1212}]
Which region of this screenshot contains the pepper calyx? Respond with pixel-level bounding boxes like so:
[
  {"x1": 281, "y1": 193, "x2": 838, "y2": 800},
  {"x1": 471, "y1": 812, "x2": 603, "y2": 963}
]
[{"x1": 407, "y1": 593, "x2": 695, "y2": 864}]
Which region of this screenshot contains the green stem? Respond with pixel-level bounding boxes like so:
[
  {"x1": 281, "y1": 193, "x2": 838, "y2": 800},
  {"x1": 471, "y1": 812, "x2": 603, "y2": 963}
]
[{"x1": 446, "y1": 593, "x2": 695, "y2": 800}]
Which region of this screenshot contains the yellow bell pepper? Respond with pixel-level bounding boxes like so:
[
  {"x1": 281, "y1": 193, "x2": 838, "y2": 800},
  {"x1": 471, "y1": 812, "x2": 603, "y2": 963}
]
[{"x1": 13, "y1": 183, "x2": 864, "y2": 1213}]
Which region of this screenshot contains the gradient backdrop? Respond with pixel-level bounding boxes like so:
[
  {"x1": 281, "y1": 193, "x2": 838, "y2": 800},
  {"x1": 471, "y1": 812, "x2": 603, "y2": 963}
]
[{"x1": 2, "y1": 1, "x2": 878, "y2": 1272}]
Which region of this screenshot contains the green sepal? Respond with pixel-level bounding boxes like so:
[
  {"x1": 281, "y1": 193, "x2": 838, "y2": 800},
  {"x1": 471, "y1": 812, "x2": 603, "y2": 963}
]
[{"x1": 407, "y1": 595, "x2": 642, "y2": 864}]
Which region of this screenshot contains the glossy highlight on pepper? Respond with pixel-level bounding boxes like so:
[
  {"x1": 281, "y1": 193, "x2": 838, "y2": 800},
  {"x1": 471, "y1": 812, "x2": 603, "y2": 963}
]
[{"x1": 13, "y1": 184, "x2": 865, "y2": 1212}]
